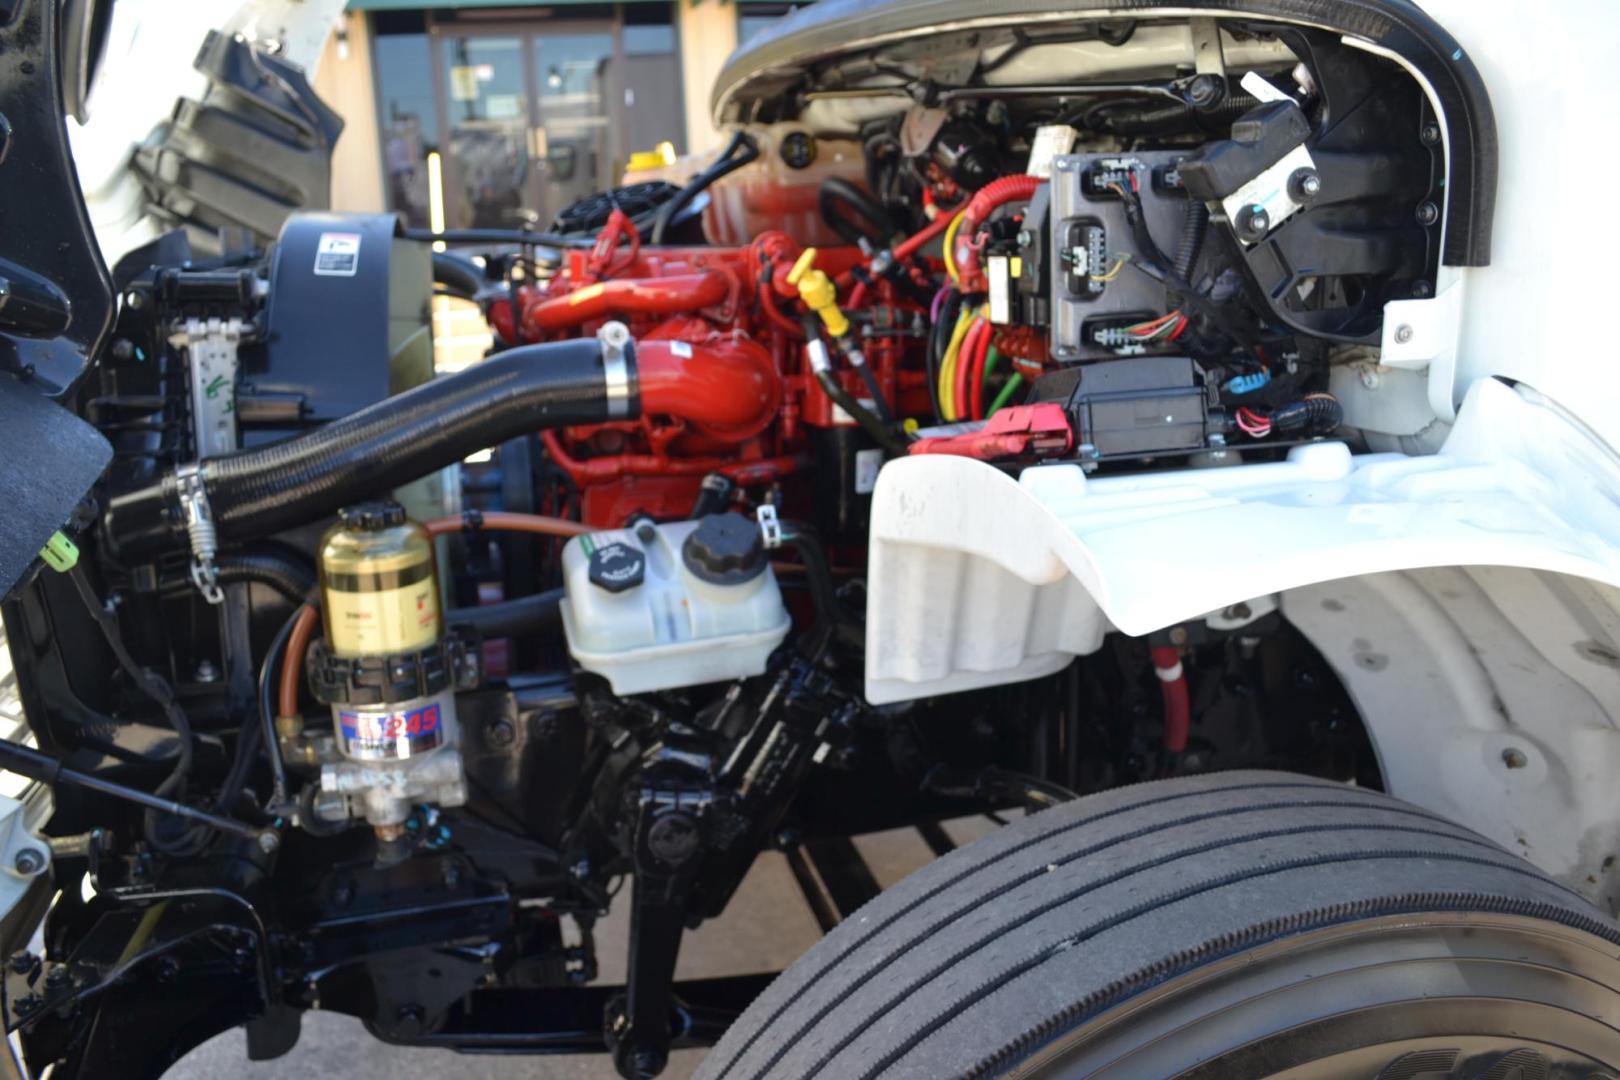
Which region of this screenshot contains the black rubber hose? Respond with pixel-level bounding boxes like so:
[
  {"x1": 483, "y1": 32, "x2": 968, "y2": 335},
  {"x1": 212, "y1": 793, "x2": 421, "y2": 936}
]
[
  {"x1": 650, "y1": 131, "x2": 759, "y2": 245},
  {"x1": 1172, "y1": 200, "x2": 1209, "y2": 283},
  {"x1": 432, "y1": 250, "x2": 485, "y2": 298},
  {"x1": 920, "y1": 764, "x2": 1078, "y2": 812},
  {"x1": 804, "y1": 317, "x2": 907, "y2": 456},
  {"x1": 1090, "y1": 91, "x2": 1260, "y2": 135},
  {"x1": 159, "y1": 545, "x2": 316, "y2": 604},
  {"x1": 105, "y1": 337, "x2": 637, "y2": 558},
  {"x1": 217, "y1": 603, "x2": 302, "y2": 815},
  {"x1": 445, "y1": 588, "x2": 564, "y2": 640},
  {"x1": 775, "y1": 521, "x2": 847, "y2": 636},
  {"x1": 402, "y1": 226, "x2": 588, "y2": 248},
  {"x1": 856, "y1": 363, "x2": 893, "y2": 424},
  {"x1": 819, "y1": 176, "x2": 900, "y2": 248}
]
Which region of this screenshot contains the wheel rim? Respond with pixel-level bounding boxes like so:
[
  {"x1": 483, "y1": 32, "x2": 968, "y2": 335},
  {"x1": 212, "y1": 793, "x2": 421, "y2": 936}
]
[{"x1": 1011, "y1": 914, "x2": 1620, "y2": 1079}]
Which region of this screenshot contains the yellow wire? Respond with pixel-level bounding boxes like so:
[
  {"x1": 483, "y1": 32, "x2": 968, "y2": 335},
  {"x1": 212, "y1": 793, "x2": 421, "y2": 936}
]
[
  {"x1": 1090, "y1": 253, "x2": 1129, "y2": 282},
  {"x1": 942, "y1": 209, "x2": 967, "y2": 283},
  {"x1": 939, "y1": 307, "x2": 974, "y2": 420}
]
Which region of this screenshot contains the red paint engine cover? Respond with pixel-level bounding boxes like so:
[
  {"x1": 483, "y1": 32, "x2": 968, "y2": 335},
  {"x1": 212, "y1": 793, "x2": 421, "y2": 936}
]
[{"x1": 490, "y1": 222, "x2": 934, "y2": 527}]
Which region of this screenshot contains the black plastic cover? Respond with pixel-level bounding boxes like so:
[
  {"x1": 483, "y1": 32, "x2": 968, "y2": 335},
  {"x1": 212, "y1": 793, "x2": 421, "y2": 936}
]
[
  {"x1": 1178, "y1": 100, "x2": 1311, "y2": 202},
  {"x1": 1062, "y1": 357, "x2": 1213, "y2": 459},
  {"x1": 132, "y1": 30, "x2": 343, "y2": 252}
]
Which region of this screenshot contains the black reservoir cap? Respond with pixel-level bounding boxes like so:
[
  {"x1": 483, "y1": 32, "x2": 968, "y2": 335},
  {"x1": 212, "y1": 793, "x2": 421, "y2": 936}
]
[
  {"x1": 588, "y1": 540, "x2": 646, "y2": 593},
  {"x1": 682, "y1": 513, "x2": 766, "y2": 585}
]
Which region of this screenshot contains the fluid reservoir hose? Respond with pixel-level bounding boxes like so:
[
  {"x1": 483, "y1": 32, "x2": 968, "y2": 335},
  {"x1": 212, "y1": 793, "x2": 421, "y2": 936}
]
[{"x1": 104, "y1": 335, "x2": 638, "y2": 559}]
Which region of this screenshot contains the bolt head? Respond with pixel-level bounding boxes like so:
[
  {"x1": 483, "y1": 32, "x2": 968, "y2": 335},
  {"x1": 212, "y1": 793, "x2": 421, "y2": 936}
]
[
  {"x1": 1238, "y1": 204, "x2": 1271, "y2": 238},
  {"x1": 256, "y1": 830, "x2": 280, "y2": 854},
  {"x1": 1168, "y1": 625, "x2": 1189, "y2": 647},
  {"x1": 12, "y1": 849, "x2": 44, "y2": 876},
  {"x1": 1300, "y1": 174, "x2": 1321, "y2": 197},
  {"x1": 1359, "y1": 366, "x2": 1382, "y2": 390},
  {"x1": 485, "y1": 718, "x2": 517, "y2": 748},
  {"x1": 1415, "y1": 201, "x2": 1438, "y2": 225},
  {"x1": 1421, "y1": 122, "x2": 1441, "y2": 145},
  {"x1": 1393, "y1": 323, "x2": 1415, "y2": 344}
]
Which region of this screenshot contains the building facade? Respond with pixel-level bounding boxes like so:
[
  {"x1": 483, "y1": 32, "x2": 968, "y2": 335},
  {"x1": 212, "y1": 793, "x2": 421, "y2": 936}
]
[{"x1": 314, "y1": 1, "x2": 809, "y2": 228}]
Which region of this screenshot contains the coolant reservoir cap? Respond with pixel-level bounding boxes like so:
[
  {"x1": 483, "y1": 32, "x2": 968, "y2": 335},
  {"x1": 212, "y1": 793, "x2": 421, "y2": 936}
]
[
  {"x1": 682, "y1": 513, "x2": 766, "y2": 585},
  {"x1": 339, "y1": 501, "x2": 407, "y2": 531},
  {"x1": 588, "y1": 540, "x2": 646, "y2": 593}
]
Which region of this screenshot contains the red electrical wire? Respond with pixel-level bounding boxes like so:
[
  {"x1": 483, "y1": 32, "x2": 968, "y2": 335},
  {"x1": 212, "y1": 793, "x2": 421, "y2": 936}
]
[
  {"x1": 956, "y1": 318, "x2": 986, "y2": 421},
  {"x1": 969, "y1": 322, "x2": 994, "y2": 420}
]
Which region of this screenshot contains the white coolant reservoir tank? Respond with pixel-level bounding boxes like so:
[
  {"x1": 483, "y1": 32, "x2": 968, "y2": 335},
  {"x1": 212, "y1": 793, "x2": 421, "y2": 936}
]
[{"x1": 559, "y1": 514, "x2": 792, "y2": 695}]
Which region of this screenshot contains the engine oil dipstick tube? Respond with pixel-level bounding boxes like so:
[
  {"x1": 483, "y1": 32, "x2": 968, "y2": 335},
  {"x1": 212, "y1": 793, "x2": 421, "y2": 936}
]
[{"x1": 306, "y1": 501, "x2": 472, "y2": 854}]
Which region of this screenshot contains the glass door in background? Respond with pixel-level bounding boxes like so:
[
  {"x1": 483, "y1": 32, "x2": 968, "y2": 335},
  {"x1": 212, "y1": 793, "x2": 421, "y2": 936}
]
[
  {"x1": 532, "y1": 29, "x2": 615, "y2": 228},
  {"x1": 437, "y1": 33, "x2": 538, "y2": 229}
]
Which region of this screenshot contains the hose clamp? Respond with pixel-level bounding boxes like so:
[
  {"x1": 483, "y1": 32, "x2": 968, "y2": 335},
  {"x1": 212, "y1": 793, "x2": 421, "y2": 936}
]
[
  {"x1": 756, "y1": 504, "x2": 783, "y2": 550},
  {"x1": 597, "y1": 320, "x2": 632, "y2": 419},
  {"x1": 174, "y1": 463, "x2": 224, "y2": 605}
]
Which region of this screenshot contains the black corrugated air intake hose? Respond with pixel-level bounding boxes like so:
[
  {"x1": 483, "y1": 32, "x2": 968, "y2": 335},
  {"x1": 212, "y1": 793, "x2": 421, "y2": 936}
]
[{"x1": 104, "y1": 336, "x2": 638, "y2": 559}]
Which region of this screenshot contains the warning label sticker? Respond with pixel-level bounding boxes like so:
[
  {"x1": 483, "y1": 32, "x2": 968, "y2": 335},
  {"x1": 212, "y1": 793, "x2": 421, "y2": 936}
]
[{"x1": 313, "y1": 232, "x2": 361, "y2": 276}]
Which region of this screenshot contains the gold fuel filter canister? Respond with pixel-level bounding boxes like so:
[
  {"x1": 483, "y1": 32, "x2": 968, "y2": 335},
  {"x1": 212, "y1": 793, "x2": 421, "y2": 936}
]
[{"x1": 316, "y1": 501, "x2": 454, "y2": 761}]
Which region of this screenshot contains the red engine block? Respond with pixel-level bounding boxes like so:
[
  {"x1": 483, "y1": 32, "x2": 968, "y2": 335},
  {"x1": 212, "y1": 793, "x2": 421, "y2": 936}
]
[{"x1": 485, "y1": 215, "x2": 933, "y2": 526}]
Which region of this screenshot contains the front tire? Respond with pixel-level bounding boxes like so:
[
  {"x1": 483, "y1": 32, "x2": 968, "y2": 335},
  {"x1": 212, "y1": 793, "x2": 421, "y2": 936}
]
[{"x1": 700, "y1": 770, "x2": 1620, "y2": 1079}]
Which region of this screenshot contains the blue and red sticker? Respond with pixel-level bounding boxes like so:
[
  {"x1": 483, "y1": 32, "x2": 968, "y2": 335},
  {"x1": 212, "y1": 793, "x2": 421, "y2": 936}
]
[{"x1": 341, "y1": 702, "x2": 442, "y2": 744}]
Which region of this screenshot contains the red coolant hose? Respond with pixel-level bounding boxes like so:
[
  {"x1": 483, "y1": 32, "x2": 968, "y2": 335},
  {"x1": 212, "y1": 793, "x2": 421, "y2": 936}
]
[{"x1": 1151, "y1": 646, "x2": 1191, "y2": 754}]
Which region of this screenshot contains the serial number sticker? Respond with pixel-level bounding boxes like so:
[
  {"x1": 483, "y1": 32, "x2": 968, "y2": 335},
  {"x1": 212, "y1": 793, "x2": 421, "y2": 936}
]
[
  {"x1": 340, "y1": 702, "x2": 442, "y2": 744},
  {"x1": 313, "y1": 232, "x2": 361, "y2": 277}
]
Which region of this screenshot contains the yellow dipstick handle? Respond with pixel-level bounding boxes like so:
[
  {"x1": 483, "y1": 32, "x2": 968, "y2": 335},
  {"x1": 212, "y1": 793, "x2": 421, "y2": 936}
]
[{"x1": 785, "y1": 247, "x2": 849, "y2": 339}]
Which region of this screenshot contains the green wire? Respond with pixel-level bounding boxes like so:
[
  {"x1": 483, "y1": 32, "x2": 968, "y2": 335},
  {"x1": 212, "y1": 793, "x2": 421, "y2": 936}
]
[
  {"x1": 981, "y1": 346, "x2": 1001, "y2": 389},
  {"x1": 987, "y1": 371, "x2": 1024, "y2": 414}
]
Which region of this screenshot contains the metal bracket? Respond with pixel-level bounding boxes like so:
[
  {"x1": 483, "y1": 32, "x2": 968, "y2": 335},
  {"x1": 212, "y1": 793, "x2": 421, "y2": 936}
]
[
  {"x1": 597, "y1": 320, "x2": 633, "y2": 419},
  {"x1": 174, "y1": 464, "x2": 223, "y2": 605},
  {"x1": 173, "y1": 316, "x2": 245, "y2": 459},
  {"x1": 1378, "y1": 281, "x2": 1466, "y2": 421},
  {"x1": 755, "y1": 505, "x2": 782, "y2": 550},
  {"x1": 1189, "y1": 17, "x2": 1226, "y2": 79}
]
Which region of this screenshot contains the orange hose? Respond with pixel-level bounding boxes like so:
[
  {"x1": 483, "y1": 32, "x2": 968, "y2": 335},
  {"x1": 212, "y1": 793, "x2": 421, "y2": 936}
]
[
  {"x1": 423, "y1": 511, "x2": 591, "y2": 539},
  {"x1": 278, "y1": 603, "x2": 320, "y2": 719}
]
